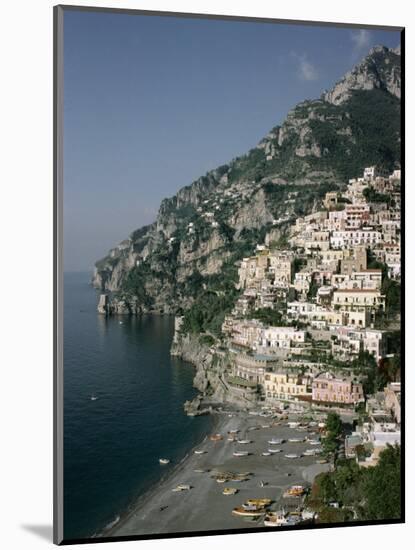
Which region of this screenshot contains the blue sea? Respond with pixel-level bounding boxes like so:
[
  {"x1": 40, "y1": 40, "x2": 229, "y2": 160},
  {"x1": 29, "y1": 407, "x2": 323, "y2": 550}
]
[{"x1": 63, "y1": 272, "x2": 212, "y2": 540}]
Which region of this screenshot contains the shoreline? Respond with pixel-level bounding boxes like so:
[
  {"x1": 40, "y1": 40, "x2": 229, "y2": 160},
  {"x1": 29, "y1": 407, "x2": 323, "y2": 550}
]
[
  {"x1": 97, "y1": 410, "x2": 225, "y2": 538},
  {"x1": 101, "y1": 407, "x2": 332, "y2": 539}
]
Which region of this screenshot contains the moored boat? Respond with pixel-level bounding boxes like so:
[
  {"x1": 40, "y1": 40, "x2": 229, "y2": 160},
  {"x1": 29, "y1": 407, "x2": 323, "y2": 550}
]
[
  {"x1": 268, "y1": 438, "x2": 284, "y2": 445},
  {"x1": 245, "y1": 498, "x2": 272, "y2": 507},
  {"x1": 302, "y1": 449, "x2": 315, "y2": 456},
  {"x1": 232, "y1": 506, "x2": 266, "y2": 517},
  {"x1": 172, "y1": 484, "x2": 191, "y2": 492},
  {"x1": 159, "y1": 458, "x2": 170, "y2": 465},
  {"x1": 283, "y1": 485, "x2": 305, "y2": 497},
  {"x1": 263, "y1": 510, "x2": 288, "y2": 527},
  {"x1": 233, "y1": 450, "x2": 249, "y2": 457}
]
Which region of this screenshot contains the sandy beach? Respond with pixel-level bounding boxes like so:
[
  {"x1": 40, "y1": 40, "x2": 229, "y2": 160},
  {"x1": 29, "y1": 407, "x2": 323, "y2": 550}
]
[{"x1": 103, "y1": 408, "x2": 331, "y2": 538}]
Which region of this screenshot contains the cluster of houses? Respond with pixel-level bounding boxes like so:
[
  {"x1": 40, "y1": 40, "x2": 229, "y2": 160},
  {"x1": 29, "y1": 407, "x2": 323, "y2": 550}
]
[
  {"x1": 220, "y1": 167, "x2": 401, "y2": 411},
  {"x1": 345, "y1": 381, "x2": 401, "y2": 466}
]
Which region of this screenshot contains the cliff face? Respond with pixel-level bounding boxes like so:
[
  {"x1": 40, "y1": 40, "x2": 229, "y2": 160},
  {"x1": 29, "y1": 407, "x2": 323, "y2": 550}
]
[
  {"x1": 323, "y1": 45, "x2": 401, "y2": 105},
  {"x1": 93, "y1": 45, "x2": 401, "y2": 315}
]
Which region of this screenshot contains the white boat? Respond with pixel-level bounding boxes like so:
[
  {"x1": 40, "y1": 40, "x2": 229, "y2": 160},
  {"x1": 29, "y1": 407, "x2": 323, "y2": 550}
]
[
  {"x1": 194, "y1": 450, "x2": 206, "y2": 455},
  {"x1": 262, "y1": 452, "x2": 271, "y2": 456},
  {"x1": 237, "y1": 439, "x2": 251, "y2": 444},
  {"x1": 285, "y1": 453, "x2": 300, "y2": 459},
  {"x1": 288, "y1": 437, "x2": 304, "y2": 443},
  {"x1": 287, "y1": 422, "x2": 300, "y2": 428},
  {"x1": 268, "y1": 438, "x2": 284, "y2": 445},
  {"x1": 264, "y1": 511, "x2": 289, "y2": 527},
  {"x1": 268, "y1": 448, "x2": 282, "y2": 453},
  {"x1": 308, "y1": 439, "x2": 321, "y2": 446},
  {"x1": 233, "y1": 451, "x2": 249, "y2": 457},
  {"x1": 90, "y1": 395, "x2": 98, "y2": 401},
  {"x1": 172, "y1": 484, "x2": 191, "y2": 492},
  {"x1": 159, "y1": 458, "x2": 170, "y2": 465},
  {"x1": 261, "y1": 424, "x2": 271, "y2": 429},
  {"x1": 302, "y1": 449, "x2": 315, "y2": 456}
]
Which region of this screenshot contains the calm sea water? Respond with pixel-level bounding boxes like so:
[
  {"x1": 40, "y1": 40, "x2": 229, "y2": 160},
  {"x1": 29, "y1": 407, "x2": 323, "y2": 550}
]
[{"x1": 63, "y1": 272, "x2": 212, "y2": 540}]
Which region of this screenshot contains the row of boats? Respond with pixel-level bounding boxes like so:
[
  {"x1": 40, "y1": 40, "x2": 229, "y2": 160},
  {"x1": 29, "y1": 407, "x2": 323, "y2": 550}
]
[{"x1": 231, "y1": 489, "x2": 314, "y2": 527}]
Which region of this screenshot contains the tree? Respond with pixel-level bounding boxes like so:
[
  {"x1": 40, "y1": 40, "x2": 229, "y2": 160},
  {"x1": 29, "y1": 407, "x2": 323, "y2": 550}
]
[
  {"x1": 326, "y1": 412, "x2": 342, "y2": 438},
  {"x1": 361, "y1": 445, "x2": 401, "y2": 520}
]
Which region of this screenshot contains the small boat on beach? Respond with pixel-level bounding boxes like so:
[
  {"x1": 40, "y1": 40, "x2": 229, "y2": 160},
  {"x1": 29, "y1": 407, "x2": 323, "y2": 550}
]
[
  {"x1": 159, "y1": 458, "x2": 170, "y2": 465},
  {"x1": 316, "y1": 458, "x2": 328, "y2": 464},
  {"x1": 283, "y1": 485, "x2": 305, "y2": 498},
  {"x1": 288, "y1": 437, "x2": 304, "y2": 443},
  {"x1": 233, "y1": 451, "x2": 249, "y2": 457},
  {"x1": 308, "y1": 439, "x2": 321, "y2": 445},
  {"x1": 172, "y1": 484, "x2": 191, "y2": 492},
  {"x1": 264, "y1": 511, "x2": 289, "y2": 527},
  {"x1": 268, "y1": 448, "x2": 282, "y2": 453},
  {"x1": 232, "y1": 507, "x2": 266, "y2": 518},
  {"x1": 193, "y1": 468, "x2": 209, "y2": 473},
  {"x1": 268, "y1": 438, "x2": 284, "y2": 445},
  {"x1": 285, "y1": 453, "x2": 300, "y2": 459},
  {"x1": 302, "y1": 449, "x2": 315, "y2": 456},
  {"x1": 223, "y1": 487, "x2": 238, "y2": 495},
  {"x1": 210, "y1": 434, "x2": 223, "y2": 441},
  {"x1": 194, "y1": 450, "x2": 206, "y2": 455},
  {"x1": 237, "y1": 439, "x2": 251, "y2": 444},
  {"x1": 245, "y1": 498, "x2": 272, "y2": 507},
  {"x1": 262, "y1": 452, "x2": 271, "y2": 456}
]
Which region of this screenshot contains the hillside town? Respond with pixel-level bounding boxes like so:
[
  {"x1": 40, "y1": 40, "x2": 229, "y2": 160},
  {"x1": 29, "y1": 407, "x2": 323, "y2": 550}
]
[{"x1": 210, "y1": 166, "x2": 401, "y2": 467}]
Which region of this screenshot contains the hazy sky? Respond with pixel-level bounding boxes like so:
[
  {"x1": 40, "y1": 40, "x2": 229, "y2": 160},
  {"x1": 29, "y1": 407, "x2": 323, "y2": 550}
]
[{"x1": 63, "y1": 9, "x2": 400, "y2": 271}]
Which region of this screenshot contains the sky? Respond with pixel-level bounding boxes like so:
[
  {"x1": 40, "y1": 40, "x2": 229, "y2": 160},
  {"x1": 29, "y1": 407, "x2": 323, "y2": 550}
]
[{"x1": 63, "y1": 9, "x2": 400, "y2": 271}]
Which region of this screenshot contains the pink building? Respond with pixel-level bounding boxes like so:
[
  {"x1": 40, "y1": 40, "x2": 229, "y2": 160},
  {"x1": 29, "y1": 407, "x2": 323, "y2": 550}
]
[{"x1": 312, "y1": 372, "x2": 364, "y2": 405}]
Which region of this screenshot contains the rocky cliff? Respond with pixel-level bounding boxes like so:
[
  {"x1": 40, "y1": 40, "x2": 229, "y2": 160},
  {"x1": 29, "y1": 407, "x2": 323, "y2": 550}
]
[{"x1": 93, "y1": 45, "x2": 401, "y2": 317}]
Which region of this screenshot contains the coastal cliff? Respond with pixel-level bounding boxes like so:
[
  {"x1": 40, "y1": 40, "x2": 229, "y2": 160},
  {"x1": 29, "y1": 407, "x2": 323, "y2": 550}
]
[{"x1": 171, "y1": 331, "x2": 229, "y2": 409}]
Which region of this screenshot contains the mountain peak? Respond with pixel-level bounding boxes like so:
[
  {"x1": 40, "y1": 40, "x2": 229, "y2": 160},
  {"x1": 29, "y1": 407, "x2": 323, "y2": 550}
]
[{"x1": 323, "y1": 44, "x2": 401, "y2": 105}]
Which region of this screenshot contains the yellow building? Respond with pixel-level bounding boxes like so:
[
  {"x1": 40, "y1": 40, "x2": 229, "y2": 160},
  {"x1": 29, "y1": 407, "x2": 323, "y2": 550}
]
[{"x1": 264, "y1": 371, "x2": 311, "y2": 402}]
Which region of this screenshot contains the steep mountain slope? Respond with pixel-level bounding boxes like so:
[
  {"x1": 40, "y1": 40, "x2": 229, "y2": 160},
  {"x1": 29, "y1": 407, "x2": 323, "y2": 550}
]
[{"x1": 92, "y1": 45, "x2": 401, "y2": 317}]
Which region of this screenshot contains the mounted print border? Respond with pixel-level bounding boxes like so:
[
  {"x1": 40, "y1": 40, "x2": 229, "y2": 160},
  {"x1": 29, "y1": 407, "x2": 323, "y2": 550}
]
[{"x1": 54, "y1": 5, "x2": 405, "y2": 545}]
